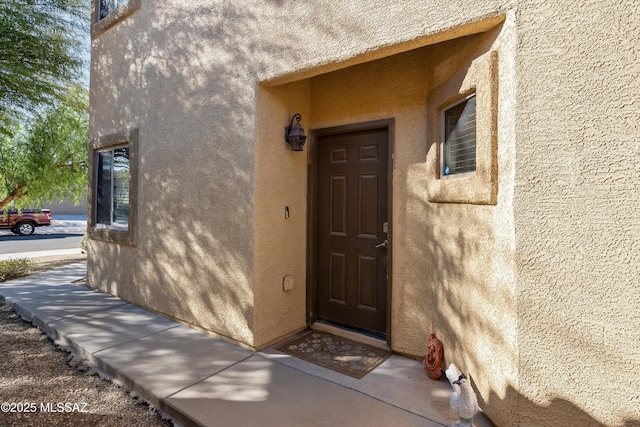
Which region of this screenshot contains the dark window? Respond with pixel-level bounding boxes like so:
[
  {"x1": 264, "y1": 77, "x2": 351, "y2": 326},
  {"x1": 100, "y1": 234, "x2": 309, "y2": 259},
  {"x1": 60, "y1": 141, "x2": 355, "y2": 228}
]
[
  {"x1": 99, "y1": 0, "x2": 129, "y2": 20},
  {"x1": 96, "y1": 146, "x2": 130, "y2": 229},
  {"x1": 442, "y1": 95, "x2": 476, "y2": 176}
]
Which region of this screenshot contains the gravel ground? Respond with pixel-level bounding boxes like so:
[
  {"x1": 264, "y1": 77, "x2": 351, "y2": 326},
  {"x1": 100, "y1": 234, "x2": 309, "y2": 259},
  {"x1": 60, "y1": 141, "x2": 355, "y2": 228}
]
[{"x1": 0, "y1": 255, "x2": 174, "y2": 427}]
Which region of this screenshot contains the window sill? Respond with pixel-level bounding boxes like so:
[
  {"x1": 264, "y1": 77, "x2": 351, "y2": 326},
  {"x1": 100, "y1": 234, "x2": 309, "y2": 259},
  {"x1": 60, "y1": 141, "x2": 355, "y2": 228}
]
[
  {"x1": 94, "y1": 223, "x2": 129, "y2": 231},
  {"x1": 89, "y1": 226, "x2": 134, "y2": 246}
]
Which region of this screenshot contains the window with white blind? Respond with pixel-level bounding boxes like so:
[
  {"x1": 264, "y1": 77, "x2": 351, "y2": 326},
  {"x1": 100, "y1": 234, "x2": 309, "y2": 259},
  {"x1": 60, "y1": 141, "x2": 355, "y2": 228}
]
[
  {"x1": 426, "y1": 50, "x2": 498, "y2": 205},
  {"x1": 96, "y1": 146, "x2": 130, "y2": 229},
  {"x1": 89, "y1": 128, "x2": 138, "y2": 246},
  {"x1": 441, "y1": 95, "x2": 476, "y2": 177}
]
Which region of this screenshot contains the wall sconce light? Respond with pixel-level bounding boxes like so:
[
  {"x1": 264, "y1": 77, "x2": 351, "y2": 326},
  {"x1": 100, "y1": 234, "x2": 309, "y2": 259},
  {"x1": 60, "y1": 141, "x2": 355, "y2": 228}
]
[{"x1": 284, "y1": 113, "x2": 307, "y2": 151}]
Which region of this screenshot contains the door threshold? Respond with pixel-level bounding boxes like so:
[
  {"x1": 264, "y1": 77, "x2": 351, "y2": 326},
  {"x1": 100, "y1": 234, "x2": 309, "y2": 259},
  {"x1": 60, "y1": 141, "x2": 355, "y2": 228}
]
[{"x1": 311, "y1": 322, "x2": 390, "y2": 351}]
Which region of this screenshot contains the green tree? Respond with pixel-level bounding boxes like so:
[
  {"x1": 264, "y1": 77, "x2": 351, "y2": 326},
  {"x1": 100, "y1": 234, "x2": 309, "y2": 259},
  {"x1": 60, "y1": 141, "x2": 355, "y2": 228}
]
[
  {"x1": 0, "y1": 0, "x2": 88, "y2": 135},
  {"x1": 0, "y1": 85, "x2": 89, "y2": 210}
]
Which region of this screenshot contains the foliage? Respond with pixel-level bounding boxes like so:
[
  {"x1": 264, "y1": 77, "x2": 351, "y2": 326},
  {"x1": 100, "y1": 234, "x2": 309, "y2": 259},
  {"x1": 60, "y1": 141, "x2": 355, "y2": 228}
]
[
  {"x1": 80, "y1": 233, "x2": 88, "y2": 251},
  {"x1": 0, "y1": 0, "x2": 89, "y2": 136},
  {"x1": 0, "y1": 85, "x2": 89, "y2": 211},
  {"x1": 0, "y1": 258, "x2": 35, "y2": 282}
]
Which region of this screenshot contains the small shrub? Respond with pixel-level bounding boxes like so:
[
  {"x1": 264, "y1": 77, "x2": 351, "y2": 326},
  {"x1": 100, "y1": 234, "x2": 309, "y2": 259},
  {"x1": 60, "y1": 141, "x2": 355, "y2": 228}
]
[
  {"x1": 80, "y1": 234, "x2": 88, "y2": 252},
  {"x1": 0, "y1": 258, "x2": 35, "y2": 282}
]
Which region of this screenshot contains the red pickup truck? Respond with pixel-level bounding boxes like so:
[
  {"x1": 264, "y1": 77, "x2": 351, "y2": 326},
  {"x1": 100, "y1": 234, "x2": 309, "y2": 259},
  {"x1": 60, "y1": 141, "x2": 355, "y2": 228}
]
[{"x1": 0, "y1": 209, "x2": 52, "y2": 236}]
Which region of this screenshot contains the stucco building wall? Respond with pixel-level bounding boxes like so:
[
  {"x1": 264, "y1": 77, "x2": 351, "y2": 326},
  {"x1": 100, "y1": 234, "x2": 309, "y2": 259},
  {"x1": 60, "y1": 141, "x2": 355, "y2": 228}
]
[
  {"x1": 89, "y1": 1, "x2": 639, "y2": 426},
  {"x1": 89, "y1": 1, "x2": 261, "y2": 347},
  {"x1": 512, "y1": 1, "x2": 640, "y2": 425},
  {"x1": 253, "y1": 80, "x2": 311, "y2": 347}
]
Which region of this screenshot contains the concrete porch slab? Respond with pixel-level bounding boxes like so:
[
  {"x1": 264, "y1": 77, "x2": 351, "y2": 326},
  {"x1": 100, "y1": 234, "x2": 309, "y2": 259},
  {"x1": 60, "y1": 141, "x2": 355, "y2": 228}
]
[
  {"x1": 0, "y1": 283, "x2": 94, "y2": 303},
  {"x1": 46, "y1": 303, "x2": 178, "y2": 356},
  {"x1": 261, "y1": 349, "x2": 459, "y2": 425},
  {"x1": 93, "y1": 325, "x2": 253, "y2": 407},
  {"x1": 164, "y1": 354, "x2": 444, "y2": 427},
  {"x1": 11, "y1": 291, "x2": 127, "y2": 326}
]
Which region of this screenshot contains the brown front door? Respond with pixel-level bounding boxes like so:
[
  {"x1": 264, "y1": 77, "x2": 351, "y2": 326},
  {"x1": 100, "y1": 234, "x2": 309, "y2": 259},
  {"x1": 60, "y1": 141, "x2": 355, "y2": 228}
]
[{"x1": 317, "y1": 127, "x2": 389, "y2": 335}]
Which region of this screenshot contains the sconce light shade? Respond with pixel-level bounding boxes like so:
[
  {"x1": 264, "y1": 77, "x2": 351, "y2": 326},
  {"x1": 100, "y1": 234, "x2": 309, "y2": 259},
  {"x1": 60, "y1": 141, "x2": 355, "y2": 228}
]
[{"x1": 284, "y1": 113, "x2": 307, "y2": 151}]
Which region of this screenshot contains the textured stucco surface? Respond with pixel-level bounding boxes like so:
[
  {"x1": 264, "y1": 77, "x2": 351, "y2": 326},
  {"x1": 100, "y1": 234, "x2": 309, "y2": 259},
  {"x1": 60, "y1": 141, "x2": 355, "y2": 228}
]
[
  {"x1": 90, "y1": 1, "x2": 639, "y2": 426},
  {"x1": 512, "y1": 1, "x2": 640, "y2": 426},
  {"x1": 89, "y1": 1, "x2": 260, "y2": 347},
  {"x1": 252, "y1": 80, "x2": 311, "y2": 347}
]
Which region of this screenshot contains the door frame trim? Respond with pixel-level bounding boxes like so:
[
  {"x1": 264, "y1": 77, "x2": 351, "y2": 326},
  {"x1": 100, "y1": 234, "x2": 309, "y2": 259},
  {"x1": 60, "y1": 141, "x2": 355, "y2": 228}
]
[{"x1": 307, "y1": 118, "x2": 394, "y2": 344}]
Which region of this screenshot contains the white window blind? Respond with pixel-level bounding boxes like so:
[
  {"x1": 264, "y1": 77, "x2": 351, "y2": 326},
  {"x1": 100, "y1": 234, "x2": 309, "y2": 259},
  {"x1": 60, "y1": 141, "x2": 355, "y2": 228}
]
[
  {"x1": 96, "y1": 146, "x2": 130, "y2": 228},
  {"x1": 442, "y1": 95, "x2": 476, "y2": 176}
]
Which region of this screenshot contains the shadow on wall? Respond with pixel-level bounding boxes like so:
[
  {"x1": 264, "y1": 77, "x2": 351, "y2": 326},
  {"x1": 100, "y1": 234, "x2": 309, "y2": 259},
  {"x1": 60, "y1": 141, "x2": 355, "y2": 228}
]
[
  {"x1": 499, "y1": 386, "x2": 640, "y2": 427},
  {"x1": 402, "y1": 167, "x2": 639, "y2": 426},
  {"x1": 88, "y1": 2, "x2": 372, "y2": 347},
  {"x1": 88, "y1": 3, "x2": 306, "y2": 346},
  {"x1": 395, "y1": 26, "x2": 639, "y2": 423},
  {"x1": 85, "y1": 2, "x2": 640, "y2": 425}
]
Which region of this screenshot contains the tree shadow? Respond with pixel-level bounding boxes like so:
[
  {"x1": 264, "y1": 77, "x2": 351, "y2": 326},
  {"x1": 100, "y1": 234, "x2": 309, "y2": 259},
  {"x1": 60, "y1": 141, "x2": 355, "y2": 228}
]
[
  {"x1": 87, "y1": 2, "x2": 365, "y2": 350},
  {"x1": 396, "y1": 24, "x2": 640, "y2": 427},
  {"x1": 86, "y1": 3, "x2": 640, "y2": 426}
]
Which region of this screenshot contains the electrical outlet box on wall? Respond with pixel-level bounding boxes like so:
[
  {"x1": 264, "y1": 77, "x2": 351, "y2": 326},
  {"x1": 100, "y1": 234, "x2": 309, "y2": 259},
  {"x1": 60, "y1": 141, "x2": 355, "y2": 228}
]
[{"x1": 283, "y1": 275, "x2": 294, "y2": 291}]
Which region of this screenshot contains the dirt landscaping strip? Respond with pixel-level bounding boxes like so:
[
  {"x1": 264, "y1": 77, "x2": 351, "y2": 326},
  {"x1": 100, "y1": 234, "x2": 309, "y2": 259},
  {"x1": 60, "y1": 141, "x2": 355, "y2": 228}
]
[
  {"x1": 27, "y1": 253, "x2": 89, "y2": 275},
  {"x1": 0, "y1": 255, "x2": 174, "y2": 427}
]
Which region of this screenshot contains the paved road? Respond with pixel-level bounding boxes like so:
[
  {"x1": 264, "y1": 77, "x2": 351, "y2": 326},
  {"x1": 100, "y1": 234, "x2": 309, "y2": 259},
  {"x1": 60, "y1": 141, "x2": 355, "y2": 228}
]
[
  {"x1": 0, "y1": 216, "x2": 86, "y2": 259},
  {"x1": 0, "y1": 233, "x2": 84, "y2": 255}
]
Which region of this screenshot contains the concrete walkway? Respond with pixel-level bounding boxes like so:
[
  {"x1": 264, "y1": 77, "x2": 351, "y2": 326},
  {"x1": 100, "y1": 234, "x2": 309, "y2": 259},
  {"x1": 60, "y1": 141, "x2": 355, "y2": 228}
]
[{"x1": 0, "y1": 262, "x2": 494, "y2": 427}]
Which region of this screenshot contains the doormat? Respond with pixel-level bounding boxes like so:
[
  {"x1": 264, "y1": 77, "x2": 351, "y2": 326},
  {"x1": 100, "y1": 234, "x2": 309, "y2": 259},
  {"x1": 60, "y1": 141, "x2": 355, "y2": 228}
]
[{"x1": 276, "y1": 330, "x2": 391, "y2": 379}]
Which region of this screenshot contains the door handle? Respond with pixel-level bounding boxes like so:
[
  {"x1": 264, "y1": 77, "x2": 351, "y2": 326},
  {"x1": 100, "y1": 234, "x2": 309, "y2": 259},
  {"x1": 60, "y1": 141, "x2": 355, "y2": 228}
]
[{"x1": 375, "y1": 239, "x2": 388, "y2": 248}]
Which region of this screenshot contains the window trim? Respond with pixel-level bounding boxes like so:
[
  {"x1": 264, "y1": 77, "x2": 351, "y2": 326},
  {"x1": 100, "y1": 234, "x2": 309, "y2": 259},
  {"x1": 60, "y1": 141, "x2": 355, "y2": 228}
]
[
  {"x1": 426, "y1": 50, "x2": 498, "y2": 205},
  {"x1": 88, "y1": 128, "x2": 138, "y2": 246},
  {"x1": 91, "y1": 0, "x2": 140, "y2": 38}
]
